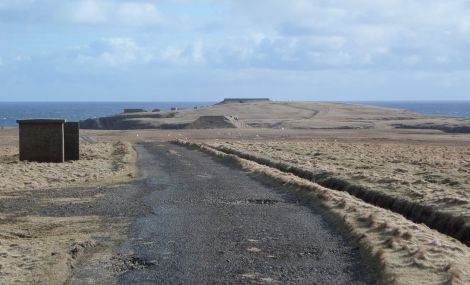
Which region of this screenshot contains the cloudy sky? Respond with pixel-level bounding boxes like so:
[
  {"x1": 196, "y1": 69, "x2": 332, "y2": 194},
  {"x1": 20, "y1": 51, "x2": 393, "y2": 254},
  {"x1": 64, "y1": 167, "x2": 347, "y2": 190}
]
[{"x1": 1, "y1": 0, "x2": 469, "y2": 101}]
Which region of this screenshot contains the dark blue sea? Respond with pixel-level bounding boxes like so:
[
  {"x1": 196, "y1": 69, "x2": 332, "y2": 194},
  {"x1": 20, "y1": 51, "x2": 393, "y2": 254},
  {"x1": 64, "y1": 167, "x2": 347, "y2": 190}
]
[
  {"x1": 0, "y1": 102, "x2": 215, "y2": 127},
  {"x1": 351, "y1": 101, "x2": 470, "y2": 119},
  {"x1": 0, "y1": 101, "x2": 469, "y2": 127}
]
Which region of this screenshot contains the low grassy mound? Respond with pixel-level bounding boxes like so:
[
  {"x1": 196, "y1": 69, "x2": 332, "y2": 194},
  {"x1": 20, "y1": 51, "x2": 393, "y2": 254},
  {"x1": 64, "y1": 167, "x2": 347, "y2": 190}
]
[{"x1": 187, "y1": 116, "x2": 247, "y2": 129}]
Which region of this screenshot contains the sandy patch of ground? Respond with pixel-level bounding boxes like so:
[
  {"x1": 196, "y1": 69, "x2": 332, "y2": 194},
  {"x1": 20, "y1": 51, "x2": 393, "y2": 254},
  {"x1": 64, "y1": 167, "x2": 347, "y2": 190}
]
[
  {"x1": 177, "y1": 140, "x2": 470, "y2": 284},
  {"x1": 0, "y1": 141, "x2": 139, "y2": 284}
]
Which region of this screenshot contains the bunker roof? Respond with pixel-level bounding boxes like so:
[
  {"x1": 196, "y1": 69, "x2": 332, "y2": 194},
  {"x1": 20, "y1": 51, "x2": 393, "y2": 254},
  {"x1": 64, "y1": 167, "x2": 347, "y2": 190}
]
[{"x1": 17, "y1": 119, "x2": 66, "y2": 124}]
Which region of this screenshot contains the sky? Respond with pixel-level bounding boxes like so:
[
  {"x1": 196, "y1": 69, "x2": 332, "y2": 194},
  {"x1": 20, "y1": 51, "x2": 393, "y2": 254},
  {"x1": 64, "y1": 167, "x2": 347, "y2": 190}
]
[{"x1": 0, "y1": 0, "x2": 470, "y2": 102}]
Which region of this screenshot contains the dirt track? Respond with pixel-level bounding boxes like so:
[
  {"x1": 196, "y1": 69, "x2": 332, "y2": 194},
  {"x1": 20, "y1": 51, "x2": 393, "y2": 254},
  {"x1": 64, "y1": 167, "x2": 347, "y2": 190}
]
[{"x1": 71, "y1": 142, "x2": 376, "y2": 284}]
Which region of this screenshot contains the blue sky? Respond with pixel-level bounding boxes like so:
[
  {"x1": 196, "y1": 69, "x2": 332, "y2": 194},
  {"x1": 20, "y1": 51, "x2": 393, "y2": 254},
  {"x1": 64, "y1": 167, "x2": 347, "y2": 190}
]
[{"x1": 0, "y1": 0, "x2": 469, "y2": 101}]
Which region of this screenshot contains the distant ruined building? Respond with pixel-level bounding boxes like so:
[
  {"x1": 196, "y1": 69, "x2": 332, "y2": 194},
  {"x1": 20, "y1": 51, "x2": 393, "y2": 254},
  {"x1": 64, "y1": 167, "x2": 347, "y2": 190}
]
[
  {"x1": 123, "y1": 109, "x2": 147, "y2": 113},
  {"x1": 218, "y1": 98, "x2": 271, "y2": 104}
]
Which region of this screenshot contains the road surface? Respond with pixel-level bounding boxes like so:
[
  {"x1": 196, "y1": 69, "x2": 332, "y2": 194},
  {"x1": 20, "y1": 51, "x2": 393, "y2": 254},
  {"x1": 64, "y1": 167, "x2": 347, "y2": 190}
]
[{"x1": 73, "y1": 142, "x2": 377, "y2": 284}]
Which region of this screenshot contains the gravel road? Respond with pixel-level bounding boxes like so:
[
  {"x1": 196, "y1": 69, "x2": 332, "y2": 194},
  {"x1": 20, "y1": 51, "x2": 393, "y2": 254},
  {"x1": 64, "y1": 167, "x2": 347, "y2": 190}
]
[{"x1": 110, "y1": 142, "x2": 376, "y2": 284}]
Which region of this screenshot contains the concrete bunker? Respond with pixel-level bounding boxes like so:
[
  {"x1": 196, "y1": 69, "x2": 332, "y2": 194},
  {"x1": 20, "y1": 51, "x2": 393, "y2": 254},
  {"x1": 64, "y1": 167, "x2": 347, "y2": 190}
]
[
  {"x1": 123, "y1": 109, "x2": 147, "y2": 113},
  {"x1": 218, "y1": 98, "x2": 271, "y2": 104},
  {"x1": 65, "y1": 122, "x2": 80, "y2": 161},
  {"x1": 17, "y1": 119, "x2": 80, "y2": 163}
]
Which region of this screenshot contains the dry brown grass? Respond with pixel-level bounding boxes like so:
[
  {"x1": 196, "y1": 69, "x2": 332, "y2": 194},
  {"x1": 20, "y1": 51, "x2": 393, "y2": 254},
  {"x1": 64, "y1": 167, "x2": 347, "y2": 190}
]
[
  {"x1": 0, "y1": 141, "x2": 138, "y2": 195},
  {"x1": 216, "y1": 140, "x2": 470, "y2": 210},
  {"x1": 174, "y1": 139, "x2": 470, "y2": 285},
  {"x1": 207, "y1": 140, "x2": 470, "y2": 244},
  {"x1": 0, "y1": 141, "x2": 139, "y2": 284}
]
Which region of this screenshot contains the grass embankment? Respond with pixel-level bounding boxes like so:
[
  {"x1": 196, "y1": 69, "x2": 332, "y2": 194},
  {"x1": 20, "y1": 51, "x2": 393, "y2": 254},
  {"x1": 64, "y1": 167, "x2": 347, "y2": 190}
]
[
  {"x1": 174, "y1": 139, "x2": 470, "y2": 285},
  {"x1": 208, "y1": 141, "x2": 470, "y2": 245},
  {"x1": 0, "y1": 141, "x2": 138, "y2": 284}
]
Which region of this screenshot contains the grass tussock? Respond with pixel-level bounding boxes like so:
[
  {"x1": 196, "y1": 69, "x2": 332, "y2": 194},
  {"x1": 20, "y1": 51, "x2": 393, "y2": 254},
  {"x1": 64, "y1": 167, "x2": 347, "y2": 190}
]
[
  {"x1": 444, "y1": 263, "x2": 464, "y2": 285},
  {"x1": 0, "y1": 154, "x2": 19, "y2": 163},
  {"x1": 173, "y1": 139, "x2": 470, "y2": 285}
]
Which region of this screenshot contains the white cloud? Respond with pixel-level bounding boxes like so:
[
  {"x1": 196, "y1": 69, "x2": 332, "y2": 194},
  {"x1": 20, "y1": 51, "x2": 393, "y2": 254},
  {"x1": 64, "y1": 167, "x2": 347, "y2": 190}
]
[
  {"x1": 65, "y1": 1, "x2": 108, "y2": 24},
  {"x1": 64, "y1": 1, "x2": 163, "y2": 26},
  {"x1": 226, "y1": 0, "x2": 470, "y2": 70},
  {"x1": 67, "y1": 38, "x2": 213, "y2": 67},
  {"x1": 0, "y1": 0, "x2": 163, "y2": 27},
  {"x1": 159, "y1": 46, "x2": 185, "y2": 63},
  {"x1": 71, "y1": 38, "x2": 155, "y2": 67},
  {"x1": 2, "y1": 0, "x2": 470, "y2": 72},
  {"x1": 191, "y1": 41, "x2": 205, "y2": 64}
]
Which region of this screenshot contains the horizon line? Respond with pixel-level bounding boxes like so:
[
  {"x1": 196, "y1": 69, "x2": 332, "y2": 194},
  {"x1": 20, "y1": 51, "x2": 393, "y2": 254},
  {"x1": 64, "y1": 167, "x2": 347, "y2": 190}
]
[{"x1": 1, "y1": 100, "x2": 470, "y2": 103}]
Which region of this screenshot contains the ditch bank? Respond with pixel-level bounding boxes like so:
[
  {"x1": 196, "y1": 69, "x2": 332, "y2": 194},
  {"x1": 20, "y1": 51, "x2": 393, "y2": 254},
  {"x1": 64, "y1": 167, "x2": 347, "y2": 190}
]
[{"x1": 206, "y1": 144, "x2": 469, "y2": 246}]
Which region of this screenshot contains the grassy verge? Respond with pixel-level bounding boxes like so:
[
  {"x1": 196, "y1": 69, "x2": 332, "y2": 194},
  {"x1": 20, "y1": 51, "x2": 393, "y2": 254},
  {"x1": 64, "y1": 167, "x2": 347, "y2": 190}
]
[
  {"x1": 174, "y1": 139, "x2": 470, "y2": 285},
  {"x1": 209, "y1": 143, "x2": 470, "y2": 246}
]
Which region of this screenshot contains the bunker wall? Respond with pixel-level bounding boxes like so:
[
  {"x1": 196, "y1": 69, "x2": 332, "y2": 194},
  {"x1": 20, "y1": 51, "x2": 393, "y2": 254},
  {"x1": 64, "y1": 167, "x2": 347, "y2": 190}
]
[
  {"x1": 124, "y1": 109, "x2": 146, "y2": 113},
  {"x1": 65, "y1": 122, "x2": 80, "y2": 161},
  {"x1": 18, "y1": 121, "x2": 65, "y2": 163}
]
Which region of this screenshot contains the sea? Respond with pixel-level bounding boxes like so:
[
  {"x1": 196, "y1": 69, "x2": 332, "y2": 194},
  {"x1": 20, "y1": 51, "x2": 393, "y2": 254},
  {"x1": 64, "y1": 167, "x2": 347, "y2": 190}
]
[
  {"x1": 0, "y1": 101, "x2": 469, "y2": 127},
  {"x1": 0, "y1": 102, "x2": 214, "y2": 127},
  {"x1": 350, "y1": 101, "x2": 470, "y2": 119}
]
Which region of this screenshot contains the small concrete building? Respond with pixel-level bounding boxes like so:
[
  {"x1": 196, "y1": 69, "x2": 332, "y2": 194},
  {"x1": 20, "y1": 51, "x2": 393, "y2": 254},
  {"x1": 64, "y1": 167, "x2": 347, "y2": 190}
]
[
  {"x1": 123, "y1": 109, "x2": 146, "y2": 113},
  {"x1": 17, "y1": 119, "x2": 65, "y2": 163},
  {"x1": 219, "y1": 98, "x2": 271, "y2": 104},
  {"x1": 64, "y1": 122, "x2": 80, "y2": 161},
  {"x1": 152, "y1": 108, "x2": 161, "y2": 112},
  {"x1": 171, "y1": 107, "x2": 178, "y2": 111}
]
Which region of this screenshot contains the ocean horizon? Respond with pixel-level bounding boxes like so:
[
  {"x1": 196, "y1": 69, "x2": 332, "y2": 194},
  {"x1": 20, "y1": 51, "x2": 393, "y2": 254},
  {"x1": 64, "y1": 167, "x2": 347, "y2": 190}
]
[
  {"x1": 1, "y1": 100, "x2": 469, "y2": 127},
  {"x1": 0, "y1": 101, "x2": 215, "y2": 127}
]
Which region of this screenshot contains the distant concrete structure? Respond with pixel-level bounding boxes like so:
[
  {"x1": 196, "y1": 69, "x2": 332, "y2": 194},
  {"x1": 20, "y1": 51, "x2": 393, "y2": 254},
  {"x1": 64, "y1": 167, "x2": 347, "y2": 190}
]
[
  {"x1": 194, "y1": 106, "x2": 198, "y2": 109},
  {"x1": 124, "y1": 109, "x2": 146, "y2": 113},
  {"x1": 171, "y1": 107, "x2": 178, "y2": 111},
  {"x1": 17, "y1": 119, "x2": 65, "y2": 163},
  {"x1": 218, "y1": 98, "x2": 271, "y2": 104},
  {"x1": 152, "y1": 108, "x2": 161, "y2": 112},
  {"x1": 64, "y1": 122, "x2": 80, "y2": 161}
]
